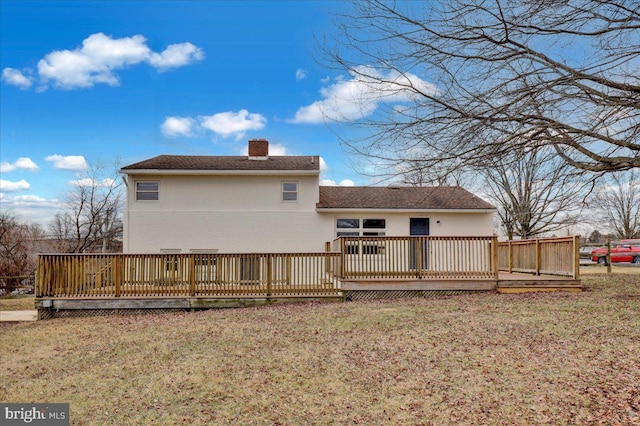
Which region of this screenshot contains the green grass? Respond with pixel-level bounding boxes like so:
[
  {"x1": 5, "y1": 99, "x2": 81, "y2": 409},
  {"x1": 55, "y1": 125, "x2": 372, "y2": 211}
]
[{"x1": 1, "y1": 274, "x2": 639, "y2": 425}]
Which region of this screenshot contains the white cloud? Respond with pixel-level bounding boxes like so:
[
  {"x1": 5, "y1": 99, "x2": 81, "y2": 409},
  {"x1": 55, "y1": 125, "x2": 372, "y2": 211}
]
[
  {"x1": 320, "y1": 179, "x2": 355, "y2": 187},
  {"x1": 0, "y1": 194, "x2": 63, "y2": 224},
  {"x1": 0, "y1": 157, "x2": 39, "y2": 173},
  {"x1": 149, "y1": 42, "x2": 204, "y2": 71},
  {"x1": 0, "y1": 179, "x2": 30, "y2": 192},
  {"x1": 45, "y1": 155, "x2": 88, "y2": 171},
  {"x1": 11, "y1": 194, "x2": 48, "y2": 204},
  {"x1": 296, "y1": 68, "x2": 307, "y2": 80},
  {"x1": 319, "y1": 157, "x2": 329, "y2": 174},
  {"x1": 1, "y1": 68, "x2": 34, "y2": 89},
  {"x1": 199, "y1": 110, "x2": 267, "y2": 140},
  {"x1": 291, "y1": 66, "x2": 438, "y2": 124},
  {"x1": 161, "y1": 116, "x2": 197, "y2": 138},
  {"x1": 2, "y1": 32, "x2": 204, "y2": 90},
  {"x1": 38, "y1": 33, "x2": 151, "y2": 89},
  {"x1": 268, "y1": 144, "x2": 288, "y2": 156},
  {"x1": 318, "y1": 157, "x2": 355, "y2": 186},
  {"x1": 15, "y1": 157, "x2": 39, "y2": 171}
]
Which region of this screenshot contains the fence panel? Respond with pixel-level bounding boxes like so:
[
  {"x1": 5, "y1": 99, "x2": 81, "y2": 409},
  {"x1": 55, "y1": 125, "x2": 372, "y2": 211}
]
[
  {"x1": 497, "y1": 236, "x2": 579, "y2": 278},
  {"x1": 333, "y1": 236, "x2": 498, "y2": 280},
  {"x1": 37, "y1": 252, "x2": 341, "y2": 298}
]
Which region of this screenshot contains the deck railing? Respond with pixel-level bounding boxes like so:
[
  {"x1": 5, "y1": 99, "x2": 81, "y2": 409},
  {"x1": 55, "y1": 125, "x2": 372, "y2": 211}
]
[
  {"x1": 497, "y1": 236, "x2": 580, "y2": 278},
  {"x1": 37, "y1": 252, "x2": 341, "y2": 298},
  {"x1": 39, "y1": 236, "x2": 579, "y2": 298},
  {"x1": 333, "y1": 236, "x2": 499, "y2": 280}
]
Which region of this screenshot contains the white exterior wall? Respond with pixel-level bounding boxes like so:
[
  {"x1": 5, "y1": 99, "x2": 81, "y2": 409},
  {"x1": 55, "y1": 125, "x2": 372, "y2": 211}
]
[
  {"x1": 320, "y1": 212, "x2": 494, "y2": 238},
  {"x1": 123, "y1": 173, "x2": 495, "y2": 253},
  {"x1": 124, "y1": 174, "x2": 334, "y2": 253}
]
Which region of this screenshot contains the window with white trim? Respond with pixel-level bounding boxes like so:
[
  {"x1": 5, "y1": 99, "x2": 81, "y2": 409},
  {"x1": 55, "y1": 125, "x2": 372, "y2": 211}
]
[
  {"x1": 136, "y1": 181, "x2": 159, "y2": 201},
  {"x1": 336, "y1": 218, "x2": 386, "y2": 237},
  {"x1": 336, "y1": 218, "x2": 387, "y2": 255},
  {"x1": 282, "y1": 181, "x2": 298, "y2": 202}
]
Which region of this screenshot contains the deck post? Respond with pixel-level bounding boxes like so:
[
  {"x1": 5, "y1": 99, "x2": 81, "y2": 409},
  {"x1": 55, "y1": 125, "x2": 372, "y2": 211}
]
[
  {"x1": 340, "y1": 238, "x2": 347, "y2": 278},
  {"x1": 535, "y1": 239, "x2": 541, "y2": 275},
  {"x1": 416, "y1": 238, "x2": 423, "y2": 278},
  {"x1": 266, "y1": 255, "x2": 272, "y2": 297},
  {"x1": 114, "y1": 256, "x2": 121, "y2": 297},
  {"x1": 573, "y1": 235, "x2": 580, "y2": 280},
  {"x1": 508, "y1": 241, "x2": 513, "y2": 273},
  {"x1": 36, "y1": 256, "x2": 43, "y2": 297},
  {"x1": 492, "y1": 236, "x2": 499, "y2": 279},
  {"x1": 189, "y1": 256, "x2": 196, "y2": 297},
  {"x1": 286, "y1": 256, "x2": 291, "y2": 285}
]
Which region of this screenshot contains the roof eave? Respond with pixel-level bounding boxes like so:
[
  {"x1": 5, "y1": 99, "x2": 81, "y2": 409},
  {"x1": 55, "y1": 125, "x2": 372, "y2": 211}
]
[
  {"x1": 315, "y1": 208, "x2": 497, "y2": 213},
  {"x1": 120, "y1": 169, "x2": 320, "y2": 176}
]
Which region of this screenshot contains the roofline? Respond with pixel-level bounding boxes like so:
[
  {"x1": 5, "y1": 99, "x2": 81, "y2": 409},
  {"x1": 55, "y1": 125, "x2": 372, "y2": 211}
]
[
  {"x1": 120, "y1": 169, "x2": 320, "y2": 176},
  {"x1": 316, "y1": 208, "x2": 497, "y2": 213}
]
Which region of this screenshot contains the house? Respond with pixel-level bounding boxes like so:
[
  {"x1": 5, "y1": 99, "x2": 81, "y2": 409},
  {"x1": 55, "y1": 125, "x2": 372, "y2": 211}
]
[
  {"x1": 33, "y1": 142, "x2": 581, "y2": 320},
  {"x1": 119, "y1": 139, "x2": 496, "y2": 253}
]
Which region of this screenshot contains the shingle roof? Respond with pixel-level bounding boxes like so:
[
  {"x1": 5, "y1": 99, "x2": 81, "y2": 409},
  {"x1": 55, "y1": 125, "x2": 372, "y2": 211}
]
[
  {"x1": 317, "y1": 186, "x2": 495, "y2": 210},
  {"x1": 121, "y1": 155, "x2": 320, "y2": 172}
]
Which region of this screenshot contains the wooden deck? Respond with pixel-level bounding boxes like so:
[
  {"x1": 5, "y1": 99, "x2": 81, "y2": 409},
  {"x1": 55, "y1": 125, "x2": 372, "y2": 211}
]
[
  {"x1": 34, "y1": 236, "x2": 582, "y2": 318},
  {"x1": 497, "y1": 272, "x2": 582, "y2": 293},
  {"x1": 340, "y1": 272, "x2": 582, "y2": 292},
  {"x1": 35, "y1": 271, "x2": 580, "y2": 318}
]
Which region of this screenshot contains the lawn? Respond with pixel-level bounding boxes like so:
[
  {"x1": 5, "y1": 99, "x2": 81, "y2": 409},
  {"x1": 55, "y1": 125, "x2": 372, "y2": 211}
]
[
  {"x1": 0, "y1": 295, "x2": 35, "y2": 311},
  {"x1": 1, "y1": 273, "x2": 639, "y2": 425}
]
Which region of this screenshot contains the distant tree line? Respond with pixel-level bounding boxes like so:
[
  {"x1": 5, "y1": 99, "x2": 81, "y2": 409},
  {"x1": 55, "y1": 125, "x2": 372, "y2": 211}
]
[{"x1": 1, "y1": 163, "x2": 123, "y2": 294}]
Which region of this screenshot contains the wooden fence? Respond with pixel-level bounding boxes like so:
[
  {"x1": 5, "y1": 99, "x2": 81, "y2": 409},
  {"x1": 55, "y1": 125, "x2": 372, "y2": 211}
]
[
  {"x1": 37, "y1": 236, "x2": 580, "y2": 299},
  {"x1": 497, "y1": 236, "x2": 580, "y2": 278},
  {"x1": 333, "y1": 236, "x2": 499, "y2": 280},
  {"x1": 37, "y1": 253, "x2": 341, "y2": 298}
]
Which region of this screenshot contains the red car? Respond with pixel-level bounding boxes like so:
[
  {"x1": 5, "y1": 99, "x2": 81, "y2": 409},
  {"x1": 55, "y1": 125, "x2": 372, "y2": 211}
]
[{"x1": 591, "y1": 239, "x2": 640, "y2": 265}]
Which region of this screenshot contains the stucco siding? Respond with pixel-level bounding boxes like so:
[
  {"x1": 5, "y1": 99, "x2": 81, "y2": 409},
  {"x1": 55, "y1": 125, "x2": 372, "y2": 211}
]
[
  {"x1": 123, "y1": 173, "x2": 326, "y2": 253},
  {"x1": 127, "y1": 174, "x2": 319, "y2": 212},
  {"x1": 321, "y1": 212, "x2": 494, "y2": 238},
  {"x1": 122, "y1": 173, "x2": 495, "y2": 253},
  {"x1": 125, "y1": 210, "x2": 334, "y2": 253}
]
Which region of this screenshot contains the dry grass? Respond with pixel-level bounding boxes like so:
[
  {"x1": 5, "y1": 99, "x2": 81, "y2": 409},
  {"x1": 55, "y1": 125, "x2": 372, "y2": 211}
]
[
  {"x1": 581, "y1": 264, "x2": 640, "y2": 275},
  {"x1": 0, "y1": 296, "x2": 35, "y2": 311},
  {"x1": 2, "y1": 274, "x2": 639, "y2": 425}
]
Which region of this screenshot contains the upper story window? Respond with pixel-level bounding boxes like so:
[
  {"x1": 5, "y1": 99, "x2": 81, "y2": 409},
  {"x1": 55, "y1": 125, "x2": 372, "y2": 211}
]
[
  {"x1": 282, "y1": 181, "x2": 298, "y2": 202},
  {"x1": 136, "y1": 181, "x2": 159, "y2": 201}
]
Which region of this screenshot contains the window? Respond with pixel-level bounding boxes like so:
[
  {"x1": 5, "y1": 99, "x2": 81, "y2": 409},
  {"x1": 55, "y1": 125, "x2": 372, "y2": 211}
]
[
  {"x1": 136, "y1": 181, "x2": 159, "y2": 201},
  {"x1": 363, "y1": 219, "x2": 385, "y2": 229},
  {"x1": 282, "y1": 181, "x2": 298, "y2": 202},
  {"x1": 336, "y1": 219, "x2": 387, "y2": 255},
  {"x1": 336, "y1": 218, "x2": 386, "y2": 237}
]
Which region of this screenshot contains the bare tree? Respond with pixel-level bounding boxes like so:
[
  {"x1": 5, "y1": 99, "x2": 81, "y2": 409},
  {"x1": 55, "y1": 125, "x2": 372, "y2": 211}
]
[
  {"x1": 0, "y1": 212, "x2": 44, "y2": 292},
  {"x1": 48, "y1": 163, "x2": 123, "y2": 253},
  {"x1": 482, "y1": 147, "x2": 584, "y2": 239},
  {"x1": 399, "y1": 158, "x2": 469, "y2": 187},
  {"x1": 323, "y1": 0, "x2": 640, "y2": 178},
  {"x1": 591, "y1": 170, "x2": 640, "y2": 239}
]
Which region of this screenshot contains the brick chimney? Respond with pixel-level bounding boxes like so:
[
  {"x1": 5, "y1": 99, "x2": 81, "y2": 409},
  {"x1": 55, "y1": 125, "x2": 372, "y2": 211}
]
[{"x1": 248, "y1": 139, "x2": 269, "y2": 159}]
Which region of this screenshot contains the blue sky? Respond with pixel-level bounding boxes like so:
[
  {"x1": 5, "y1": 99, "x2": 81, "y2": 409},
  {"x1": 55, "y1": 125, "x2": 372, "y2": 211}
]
[{"x1": 2, "y1": 0, "x2": 437, "y2": 224}]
